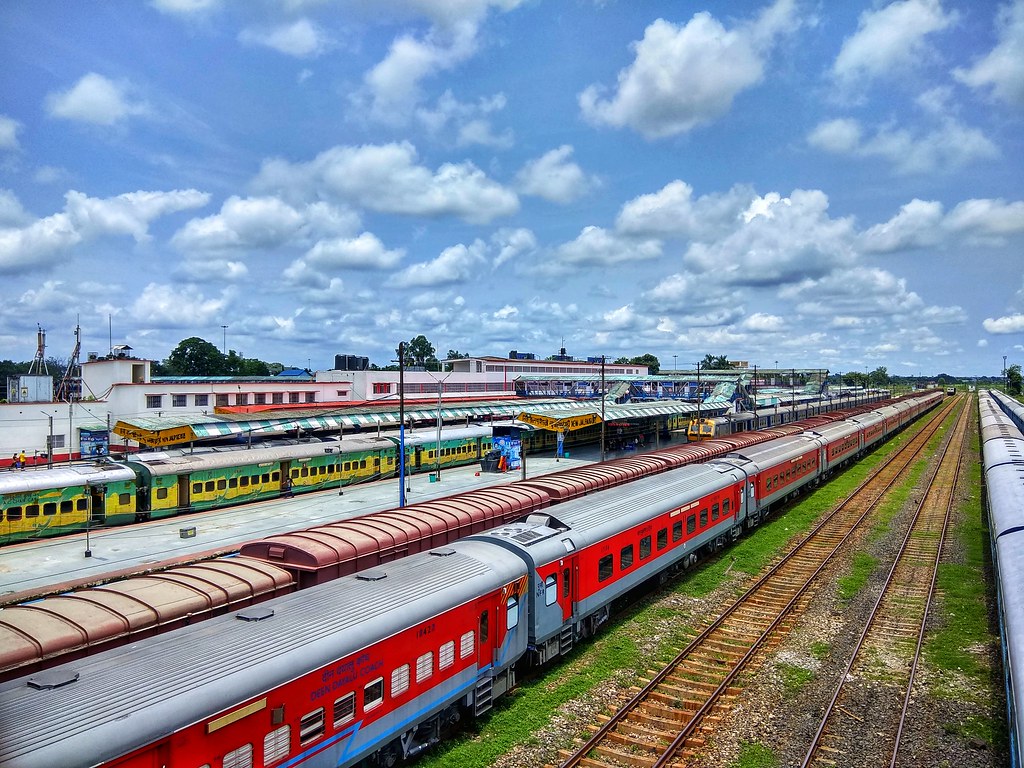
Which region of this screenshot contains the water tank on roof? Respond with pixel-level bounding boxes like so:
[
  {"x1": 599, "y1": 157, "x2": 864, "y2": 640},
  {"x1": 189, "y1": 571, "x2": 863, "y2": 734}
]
[{"x1": 334, "y1": 355, "x2": 369, "y2": 371}]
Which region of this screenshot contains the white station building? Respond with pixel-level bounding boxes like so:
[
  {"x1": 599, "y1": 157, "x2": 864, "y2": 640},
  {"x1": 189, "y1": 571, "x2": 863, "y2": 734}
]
[{"x1": 1, "y1": 349, "x2": 649, "y2": 466}]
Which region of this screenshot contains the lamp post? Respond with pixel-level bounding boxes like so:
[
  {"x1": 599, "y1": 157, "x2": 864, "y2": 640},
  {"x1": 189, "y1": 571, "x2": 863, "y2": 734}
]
[
  {"x1": 397, "y1": 342, "x2": 407, "y2": 508},
  {"x1": 1004, "y1": 355, "x2": 1008, "y2": 393},
  {"x1": 600, "y1": 355, "x2": 606, "y2": 462},
  {"x1": 673, "y1": 354, "x2": 677, "y2": 372},
  {"x1": 695, "y1": 360, "x2": 702, "y2": 424},
  {"x1": 428, "y1": 366, "x2": 453, "y2": 481}
]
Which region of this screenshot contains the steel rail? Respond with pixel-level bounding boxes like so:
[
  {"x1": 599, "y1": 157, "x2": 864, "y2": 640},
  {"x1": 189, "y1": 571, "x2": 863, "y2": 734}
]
[
  {"x1": 800, "y1": 397, "x2": 967, "y2": 768},
  {"x1": 556, "y1": 397, "x2": 956, "y2": 768}
]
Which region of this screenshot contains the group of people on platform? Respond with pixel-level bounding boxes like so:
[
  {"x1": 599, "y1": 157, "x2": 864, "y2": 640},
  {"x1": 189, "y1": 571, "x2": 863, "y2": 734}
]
[{"x1": 9, "y1": 451, "x2": 26, "y2": 470}]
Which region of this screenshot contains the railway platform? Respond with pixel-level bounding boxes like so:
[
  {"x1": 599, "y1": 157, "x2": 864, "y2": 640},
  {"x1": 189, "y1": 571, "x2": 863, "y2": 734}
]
[{"x1": 0, "y1": 446, "x2": 611, "y2": 602}]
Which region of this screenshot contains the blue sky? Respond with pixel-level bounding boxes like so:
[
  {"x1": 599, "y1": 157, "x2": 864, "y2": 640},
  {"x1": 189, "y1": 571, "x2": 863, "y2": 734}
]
[{"x1": 1, "y1": 0, "x2": 1022, "y2": 377}]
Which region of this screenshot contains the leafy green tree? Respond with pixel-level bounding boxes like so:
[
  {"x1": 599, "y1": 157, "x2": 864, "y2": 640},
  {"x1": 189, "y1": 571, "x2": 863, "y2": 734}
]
[
  {"x1": 225, "y1": 350, "x2": 271, "y2": 376},
  {"x1": 402, "y1": 335, "x2": 440, "y2": 370},
  {"x1": 701, "y1": 354, "x2": 731, "y2": 370},
  {"x1": 1008, "y1": 363, "x2": 1022, "y2": 395},
  {"x1": 446, "y1": 349, "x2": 470, "y2": 360},
  {"x1": 628, "y1": 353, "x2": 660, "y2": 375},
  {"x1": 164, "y1": 337, "x2": 226, "y2": 375}
]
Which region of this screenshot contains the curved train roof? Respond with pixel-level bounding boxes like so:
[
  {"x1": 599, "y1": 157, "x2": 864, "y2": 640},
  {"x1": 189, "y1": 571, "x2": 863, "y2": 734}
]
[
  {"x1": 0, "y1": 539, "x2": 527, "y2": 768},
  {"x1": 0, "y1": 462, "x2": 135, "y2": 494}
]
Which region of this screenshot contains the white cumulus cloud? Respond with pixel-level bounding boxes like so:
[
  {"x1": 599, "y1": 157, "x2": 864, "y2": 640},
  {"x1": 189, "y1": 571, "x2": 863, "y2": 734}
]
[
  {"x1": 579, "y1": 1, "x2": 799, "y2": 138},
  {"x1": 954, "y1": 0, "x2": 1024, "y2": 107},
  {"x1": 831, "y1": 0, "x2": 957, "y2": 87},
  {"x1": 253, "y1": 142, "x2": 518, "y2": 224},
  {"x1": 46, "y1": 73, "x2": 148, "y2": 125},
  {"x1": 515, "y1": 146, "x2": 596, "y2": 203}
]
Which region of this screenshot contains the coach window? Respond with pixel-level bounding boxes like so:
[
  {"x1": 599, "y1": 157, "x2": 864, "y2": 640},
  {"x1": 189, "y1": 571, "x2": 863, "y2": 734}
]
[
  {"x1": 26, "y1": 504, "x2": 39, "y2": 518},
  {"x1": 544, "y1": 574, "x2": 558, "y2": 605},
  {"x1": 7, "y1": 506, "x2": 21, "y2": 521},
  {"x1": 563, "y1": 568, "x2": 571, "y2": 598},
  {"x1": 334, "y1": 692, "x2": 356, "y2": 727},
  {"x1": 657, "y1": 528, "x2": 668, "y2": 550},
  {"x1": 262, "y1": 473, "x2": 270, "y2": 483},
  {"x1": 699, "y1": 508, "x2": 708, "y2": 527},
  {"x1": 598, "y1": 554, "x2": 614, "y2": 582},
  {"x1": 229, "y1": 478, "x2": 238, "y2": 489},
  {"x1": 620, "y1": 547, "x2": 635, "y2": 572},
  {"x1": 711, "y1": 503, "x2": 719, "y2": 521},
  {"x1": 299, "y1": 708, "x2": 325, "y2": 745},
  {"x1": 156, "y1": 487, "x2": 168, "y2": 500},
  {"x1": 506, "y1": 596, "x2": 520, "y2": 630},
  {"x1": 59, "y1": 500, "x2": 72, "y2": 513},
  {"x1": 672, "y1": 521, "x2": 682, "y2": 542},
  {"x1": 639, "y1": 535, "x2": 652, "y2": 560},
  {"x1": 77, "y1": 498, "x2": 87, "y2": 510},
  {"x1": 439, "y1": 641, "x2": 456, "y2": 670},
  {"x1": 222, "y1": 742, "x2": 252, "y2": 768},
  {"x1": 416, "y1": 651, "x2": 434, "y2": 683},
  {"x1": 364, "y1": 677, "x2": 384, "y2": 711},
  {"x1": 460, "y1": 631, "x2": 475, "y2": 658},
  {"x1": 205, "y1": 481, "x2": 215, "y2": 493},
  {"x1": 240, "y1": 476, "x2": 249, "y2": 487},
  {"x1": 391, "y1": 664, "x2": 410, "y2": 697},
  {"x1": 43, "y1": 502, "x2": 57, "y2": 516},
  {"x1": 723, "y1": 498, "x2": 730, "y2": 515},
  {"x1": 118, "y1": 493, "x2": 131, "y2": 506},
  {"x1": 264, "y1": 724, "x2": 290, "y2": 765},
  {"x1": 217, "y1": 479, "x2": 227, "y2": 490},
  {"x1": 686, "y1": 514, "x2": 696, "y2": 534},
  {"x1": 480, "y1": 611, "x2": 489, "y2": 643}
]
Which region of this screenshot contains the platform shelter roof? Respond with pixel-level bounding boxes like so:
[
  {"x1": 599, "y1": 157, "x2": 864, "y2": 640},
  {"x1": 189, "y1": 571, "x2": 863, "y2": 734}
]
[{"x1": 112, "y1": 398, "x2": 584, "y2": 447}]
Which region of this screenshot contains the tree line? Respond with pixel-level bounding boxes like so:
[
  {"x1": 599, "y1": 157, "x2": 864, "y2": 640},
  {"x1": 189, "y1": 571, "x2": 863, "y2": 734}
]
[{"x1": 2, "y1": 337, "x2": 1021, "y2": 397}]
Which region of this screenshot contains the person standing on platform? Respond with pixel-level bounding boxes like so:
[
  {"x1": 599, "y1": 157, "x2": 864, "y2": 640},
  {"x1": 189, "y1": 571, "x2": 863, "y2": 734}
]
[
  {"x1": 10, "y1": 454, "x2": 17, "y2": 470},
  {"x1": 19, "y1": 450, "x2": 26, "y2": 470}
]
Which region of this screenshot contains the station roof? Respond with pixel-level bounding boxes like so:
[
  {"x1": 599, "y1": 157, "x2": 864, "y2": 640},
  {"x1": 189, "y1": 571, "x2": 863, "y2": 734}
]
[
  {"x1": 111, "y1": 396, "x2": 721, "y2": 447},
  {"x1": 111, "y1": 398, "x2": 589, "y2": 447}
]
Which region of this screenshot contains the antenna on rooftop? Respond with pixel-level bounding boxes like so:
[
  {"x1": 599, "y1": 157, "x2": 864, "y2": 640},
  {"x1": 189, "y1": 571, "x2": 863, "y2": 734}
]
[{"x1": 28, "y1": 325, "x2": 48, "y2": 376}]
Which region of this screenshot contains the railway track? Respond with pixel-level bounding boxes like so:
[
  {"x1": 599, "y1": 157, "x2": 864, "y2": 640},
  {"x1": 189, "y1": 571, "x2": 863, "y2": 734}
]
[
  {"x1": 554, "y1": 396, "x2": 961, "y2": 768},
  {"x1": 800, "y1": 396, "x2": 969, "y2": 768}
]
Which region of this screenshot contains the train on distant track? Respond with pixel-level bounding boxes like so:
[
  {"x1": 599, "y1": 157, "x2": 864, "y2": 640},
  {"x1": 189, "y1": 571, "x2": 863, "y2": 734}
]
[
  {"x1": 0, "y1": 390, "x2": 943, "y2": 768},
  {"x1": 0, "y1": 426, "x2": 497, "y2": 545},
  {"x1": 0, "y1": 392, "x2": 886, "y2": 546},
  {"x1": 980, "y1": 390, "x2": 1024, "y2": 768}
]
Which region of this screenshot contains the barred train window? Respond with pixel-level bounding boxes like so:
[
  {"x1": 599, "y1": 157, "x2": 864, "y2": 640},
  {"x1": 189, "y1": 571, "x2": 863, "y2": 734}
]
[
  {"x1": 264, "y1": 725, "x2": 290, "y2": 764},
  {"x1": 222, "y1": 742, "x2": 253, "y2": 768},
  {"x1": 439, "y1": 641, "x2": 455, "y2": 670},
  {"x1": 334, "y1": 692, "x2": 355, "y2": 727},
  {"x1": 391, "y1": 664, "x2": 410, "y2": 697},
  {"x1": 364, "y1": 677, "x2": 384, "y2": 710},
  {"x1": 598, "y1": 554, "x2": 614, "y2": 582},
  {"x1": 460, "y1": 631, "x2": 475, "y2": 658},
  {"x1": 299, "y1": 707, "x2": 325, "y2": 745},
  {"x1": 416, "y1": 651, "x2": 433, "y2": 683}
]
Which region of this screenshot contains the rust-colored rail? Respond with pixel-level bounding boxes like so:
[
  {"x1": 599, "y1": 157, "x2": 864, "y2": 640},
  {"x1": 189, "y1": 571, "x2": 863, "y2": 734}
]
[
  {"x1": 554, "y1": 397, "x2": 959, "y2": 768},
  {"x1": 801, "y1": 397, "x2": 968, "y2": 768}
]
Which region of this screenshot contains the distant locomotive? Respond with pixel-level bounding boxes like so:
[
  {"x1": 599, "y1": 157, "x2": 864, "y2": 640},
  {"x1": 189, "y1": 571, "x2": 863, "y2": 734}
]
[{"x1": 0, "y1": 390, "x2": 944, "y2": 768}]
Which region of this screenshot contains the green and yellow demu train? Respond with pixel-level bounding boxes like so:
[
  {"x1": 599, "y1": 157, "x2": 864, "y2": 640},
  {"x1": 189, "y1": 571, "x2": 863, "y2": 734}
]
[{"x1": 0, "y1": 426, "x2": 497, "y2": 545}]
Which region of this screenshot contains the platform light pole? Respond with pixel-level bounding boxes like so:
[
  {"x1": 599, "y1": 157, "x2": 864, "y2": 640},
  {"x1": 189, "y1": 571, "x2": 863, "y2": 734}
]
[
  {"x1": 428, "y1": 366, "x2": 453, "y2": 481},
  {"x1": 1004, "y1": 355, "x2": 1008, "y2": 393},
  {"x1": 600, "y1": 355, "x2": 606, "y2": 462},
  {"x1": 397, "y1": 342, "x2": 407, "y2": 508},
  {"x1": 221, "y1": 325, "x2": 228, "y2": 355}
]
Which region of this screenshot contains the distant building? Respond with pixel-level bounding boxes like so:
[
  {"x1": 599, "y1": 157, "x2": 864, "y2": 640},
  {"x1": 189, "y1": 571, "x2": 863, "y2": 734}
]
[{"x1": 0, "y1": 351, "x2": 648, "y2": 463}]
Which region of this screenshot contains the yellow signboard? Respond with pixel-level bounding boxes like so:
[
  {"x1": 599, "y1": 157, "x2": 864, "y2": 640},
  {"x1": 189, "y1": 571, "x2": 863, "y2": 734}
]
[
  {"x1": 113, "y1": 422, "x2": 195, "y2": 447},
  {"x1": 516, "y1": 412, "x2": 602, "y2": 432}
]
